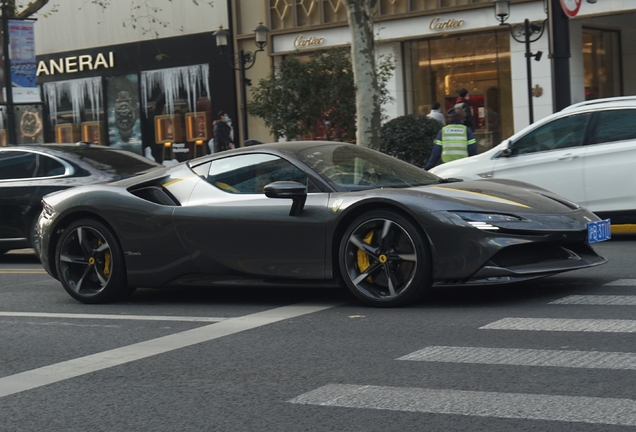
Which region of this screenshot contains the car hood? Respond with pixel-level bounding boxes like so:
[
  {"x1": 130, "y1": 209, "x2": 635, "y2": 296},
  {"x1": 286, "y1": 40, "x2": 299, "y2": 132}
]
[{"x1": 408, "y1": 178, "x2": 583, "y2": 215}]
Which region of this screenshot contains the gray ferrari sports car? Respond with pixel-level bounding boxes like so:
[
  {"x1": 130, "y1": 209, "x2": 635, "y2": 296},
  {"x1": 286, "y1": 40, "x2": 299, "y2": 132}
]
[{"x1": 37, "y1": 141, "x2": 609, "y2": 307}]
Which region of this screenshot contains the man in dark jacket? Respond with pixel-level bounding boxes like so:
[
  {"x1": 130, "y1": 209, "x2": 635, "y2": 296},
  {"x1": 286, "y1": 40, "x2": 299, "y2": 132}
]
[
  {"x1": 456, "y1": 88, "x2": 475, "y2": 131},
  {"x1": 213, "y1": 111, "x2": 234, "y2": 153}
]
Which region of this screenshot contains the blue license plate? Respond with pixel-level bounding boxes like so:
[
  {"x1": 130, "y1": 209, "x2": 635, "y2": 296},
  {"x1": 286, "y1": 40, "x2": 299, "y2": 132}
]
[{"x1": 588, "y1": 219, "x2": 611, "y2": 243}]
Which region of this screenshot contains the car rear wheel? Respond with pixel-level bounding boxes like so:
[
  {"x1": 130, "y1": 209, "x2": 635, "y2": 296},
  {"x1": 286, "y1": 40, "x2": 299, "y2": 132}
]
[
  {"x1": 339, "y1": 210, "x2": 431, "y2": 307},
  {"x1": 55, "y1": 218, "x2": 133, "y2": 304}
]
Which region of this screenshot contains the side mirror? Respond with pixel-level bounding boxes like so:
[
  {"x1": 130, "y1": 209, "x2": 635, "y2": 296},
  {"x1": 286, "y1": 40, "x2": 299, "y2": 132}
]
[
  {"x1": 264, "y1": 181, "x2": 307, "y2": 216},
  {"x1": 498, "y1": 140, "x2": 513, "y2": 158}
]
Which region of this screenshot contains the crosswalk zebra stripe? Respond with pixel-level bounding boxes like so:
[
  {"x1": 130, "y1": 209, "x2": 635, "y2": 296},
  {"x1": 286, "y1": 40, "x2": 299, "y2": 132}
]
[
  {"x1": 550, "y1": 295, "x2": 636, "y2": 305},
  {"x1": 480, "y1": 318, "x2": 636, "y2": 333},
  {"x1": 289, "y1": 384, "x2": 636, "y2": 426},
  {"x1": 604, "y1": 279, "x2": 636, "y2": 286},
  {"x1": 397, "y1": 346, "x2": 636, "y2": 370}
]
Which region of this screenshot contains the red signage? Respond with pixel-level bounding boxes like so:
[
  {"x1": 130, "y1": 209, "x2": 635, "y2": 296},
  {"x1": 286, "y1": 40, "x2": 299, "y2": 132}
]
[{"x1": 560, "y1": 0, "x2": 582, "y2": 17}]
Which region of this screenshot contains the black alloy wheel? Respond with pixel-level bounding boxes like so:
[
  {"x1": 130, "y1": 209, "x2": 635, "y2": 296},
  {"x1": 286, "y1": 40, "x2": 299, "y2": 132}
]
[
  {"x1": 339, "y1": 210, "x2": 431, "y2": 307},
  {"x1": 55, "y1": 218, "x2": 134, "y2": 304}
]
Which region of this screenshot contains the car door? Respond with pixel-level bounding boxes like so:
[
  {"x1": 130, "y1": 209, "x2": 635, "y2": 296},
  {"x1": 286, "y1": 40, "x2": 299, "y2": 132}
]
[
  {"x1": 172, "y1": 153, "x2": 329, "y2": 279},
  {"x1": 583, "y1": 108, "x2": 636, "y2": 215},
  {"x1": 491, "y1": 113, "x2": 592, "y2": 204},
  {"x1": 0, "y1": 150, "x2": 70, "y2": 245}
]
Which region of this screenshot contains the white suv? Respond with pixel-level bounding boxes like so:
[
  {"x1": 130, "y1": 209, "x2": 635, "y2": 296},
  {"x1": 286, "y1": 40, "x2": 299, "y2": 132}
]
[{"x1": 430, "y1": 96, "x2": 636, "y2": 225}]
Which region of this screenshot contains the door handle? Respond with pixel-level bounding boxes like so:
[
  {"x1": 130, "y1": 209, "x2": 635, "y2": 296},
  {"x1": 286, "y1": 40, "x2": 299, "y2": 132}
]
[{"x1": 558, "y1": 154, "x2": 579, "y2": 160}]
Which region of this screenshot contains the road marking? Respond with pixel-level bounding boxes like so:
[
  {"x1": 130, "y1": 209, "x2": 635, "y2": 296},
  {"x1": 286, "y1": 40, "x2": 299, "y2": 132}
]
[
  {"x1": 289, "y1": 384, "x2": 636, "y2": 426},
  {"x1": 398, "y1": 346, "x2": 636, "y2": 370},
  {"x1": 550, "y1": 295, "x2": 636, "y2": 306},
  {"x1": 0, "y1": 300, "x2": 341, "y2": 398},
  {"x1": 604, "y1": 279, "x2": 636, "y2": 286},
  {"x1": 481, "y1": 318, "x2": 636, "y2": 333},
  {"x1": 0, "y1": 269, "x2": 48, "y2": 274},
  {"x1": 0, "y1": 312, "x2": 229, "y2": 323}
]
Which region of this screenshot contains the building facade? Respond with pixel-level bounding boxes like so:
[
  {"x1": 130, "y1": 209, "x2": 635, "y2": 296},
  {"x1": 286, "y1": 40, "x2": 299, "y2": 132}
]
[
  {"x1": 25, "y1": 1, "x2": 236, "y2": 162},
  {"x1": 255, "y1": 0, "x2": 636, "y2": 152}
]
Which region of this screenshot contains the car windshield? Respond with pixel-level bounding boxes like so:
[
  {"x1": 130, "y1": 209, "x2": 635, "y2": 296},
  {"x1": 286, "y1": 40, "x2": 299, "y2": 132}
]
[
  {"x1": 52, "y1": 146, "x2": 161, "y2": 178},
  {"x1": 297, "y1": 143, "x2": 441, "y2": 190}
]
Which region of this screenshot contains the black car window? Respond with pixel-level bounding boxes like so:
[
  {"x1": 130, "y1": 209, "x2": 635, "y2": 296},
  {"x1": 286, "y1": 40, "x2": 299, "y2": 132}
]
[
  {"x1": 511, "y1": 113, "x2": 591, "y2": 156},
  {"x1": 207, "y1": 154, "x2": 318, "y2": 194},
  {"x1": 590, "y1": 109, "x2": 636, "y2": 145},
  {"x1": 34, "y1": 154, "x2": 66, "y2": 177},
  {"x1": 45, "y1": 146, "x2": 161, "y2": 178},
  {"x1": 0, "y1": 151, "x2": 37, "y2": 180}
]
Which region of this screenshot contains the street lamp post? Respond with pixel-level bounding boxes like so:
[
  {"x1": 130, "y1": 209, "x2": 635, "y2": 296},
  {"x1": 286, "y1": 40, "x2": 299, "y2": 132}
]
[
  {"x1": 213, "y1": 22, "x2": 269, "y2": 145},
  {"x1": 493, "y1": 0, "x2": 546, "y2": 125},
  {"x1": 1, "y1": 0, "x2": 16, "y2": 145}
]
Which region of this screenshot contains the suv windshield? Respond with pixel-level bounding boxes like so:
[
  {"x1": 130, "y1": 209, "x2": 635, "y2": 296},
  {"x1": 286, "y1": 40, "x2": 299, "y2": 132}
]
[{"x1": 297, "y1": 143, "x2": 440, "y2": 191}]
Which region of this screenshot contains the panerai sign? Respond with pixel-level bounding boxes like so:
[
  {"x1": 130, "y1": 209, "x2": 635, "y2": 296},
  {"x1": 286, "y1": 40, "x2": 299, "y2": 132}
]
[
  {"x1": 294, "y1": 35, "x2": 324, "y2": 48},
  {"x1": 430, "y1": 17, "x2": 465, "y2": 30},
  {"x1": 36, "y1": 52, "x2": 115, "y2": 76}
]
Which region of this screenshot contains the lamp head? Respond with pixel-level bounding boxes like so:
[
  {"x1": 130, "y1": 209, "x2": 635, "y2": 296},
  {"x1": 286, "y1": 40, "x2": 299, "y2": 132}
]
[
  {"x1": 213, "y1": 25, "x2": 230, "y2": 48},
  {"x1": 253, "y1": 22, "x2": 269, "y2": 50},
  {"x1": 493, "y1": 0, "x2": 510, "y2": 24}
]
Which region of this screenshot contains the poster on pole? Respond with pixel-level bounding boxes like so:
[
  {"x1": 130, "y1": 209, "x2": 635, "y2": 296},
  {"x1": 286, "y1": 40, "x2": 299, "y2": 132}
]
[
  {"x1": 9, "y1": 20, "x2": 40, "y2": 103},
  {"x1": 560, "y1": 0, "x2": 582, "y2": 17}
]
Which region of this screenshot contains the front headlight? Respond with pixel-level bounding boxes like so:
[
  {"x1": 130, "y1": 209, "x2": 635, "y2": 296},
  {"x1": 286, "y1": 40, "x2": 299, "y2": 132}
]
[{"x1": 451, "y1": 212, "x2": 523, "y2": 230}]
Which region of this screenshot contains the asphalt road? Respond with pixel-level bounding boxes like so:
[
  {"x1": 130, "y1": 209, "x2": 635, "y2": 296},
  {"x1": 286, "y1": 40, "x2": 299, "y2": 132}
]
[{"x1": 1, "y1": 237, "x2": 636, "y2": 432}]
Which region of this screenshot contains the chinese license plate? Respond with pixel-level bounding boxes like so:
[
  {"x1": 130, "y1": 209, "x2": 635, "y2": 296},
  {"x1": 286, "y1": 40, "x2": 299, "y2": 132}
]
[{"x1": 588, "y1": 219, "x2": 611, "y2": 243}]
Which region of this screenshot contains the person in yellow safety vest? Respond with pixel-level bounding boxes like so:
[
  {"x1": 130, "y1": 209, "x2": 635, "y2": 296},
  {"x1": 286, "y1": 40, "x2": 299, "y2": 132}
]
[{"x1": 425, "y1": 106, "x2": 476, "y2": 170}]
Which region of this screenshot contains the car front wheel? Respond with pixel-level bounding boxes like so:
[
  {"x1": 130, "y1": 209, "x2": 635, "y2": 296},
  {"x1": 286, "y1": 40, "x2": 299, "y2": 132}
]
[
  {"x1": 55, "y1": 218, "x2": 133, "y2": 304},
  {"x1": 339, "y1": 210, "x2": 431, "y2": 307}
]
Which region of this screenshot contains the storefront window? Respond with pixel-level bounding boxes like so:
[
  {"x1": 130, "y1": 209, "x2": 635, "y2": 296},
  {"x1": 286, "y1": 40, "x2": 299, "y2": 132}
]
[
  {"x1": 323, "y1": 0, "x2": 348, "y2": 24},
  {"x1": 297, "y1": 0, "x2": 321, "y2": 26},
  {"x1": 43, "y1": 77, "x2": 104, "y2": 146},
  {"x1": 141, "y1": 64, "x2": 212, "y2": 163},
  {"x1": 583, "y1": 28, "x2": 622, "y2": 100},
  {"x1": 270, "y1": 0, "x2": 295, "y2": 29},
  {"x1": 409, "y1": 31, "x2": 513, "y2": 152},
  {"x1": 380, "y1": 0, "x2": 407, "y2": 15}
]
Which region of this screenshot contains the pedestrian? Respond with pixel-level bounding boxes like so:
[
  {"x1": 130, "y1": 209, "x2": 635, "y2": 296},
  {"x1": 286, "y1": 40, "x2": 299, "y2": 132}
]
[
  {"x1": 213, "y1": 111, "x2": 234, "y2": 153},
  {"x1": 425, "y1": 107, "x2": 476, "y2": 170},
  {"x1": 456, "y1": 88, "x2": 475, "y2": 131},
  {"x1": 426, "y1": 102, "x2": 445, "y2": 125}
]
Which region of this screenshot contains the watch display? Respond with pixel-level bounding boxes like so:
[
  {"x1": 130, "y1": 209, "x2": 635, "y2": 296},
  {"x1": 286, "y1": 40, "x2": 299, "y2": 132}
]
[
  {"x1": 20, "y1": 108, "x2": 43, "y2": 141},
  {"x1": 115, "y1": 91, "x2": 137, "y2": 141}
]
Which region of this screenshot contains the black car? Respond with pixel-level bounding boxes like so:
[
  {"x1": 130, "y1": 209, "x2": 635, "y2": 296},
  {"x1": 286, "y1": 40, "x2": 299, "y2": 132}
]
[
  {"x1": 38, "y1": 141, "x2": 608, "y2": 307},
  {"x1": 0, "y1": 143, "x2": 161, "y2": 255}
]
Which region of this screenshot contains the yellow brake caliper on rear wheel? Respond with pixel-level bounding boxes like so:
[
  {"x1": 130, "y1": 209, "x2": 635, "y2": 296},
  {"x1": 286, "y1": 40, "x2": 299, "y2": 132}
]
[
  {"x1": 356, "y1": 231, "x2": 374, "y2": 282},
  {"x1": 98, "y1": 239, "x2": 111, "y2": 277}
]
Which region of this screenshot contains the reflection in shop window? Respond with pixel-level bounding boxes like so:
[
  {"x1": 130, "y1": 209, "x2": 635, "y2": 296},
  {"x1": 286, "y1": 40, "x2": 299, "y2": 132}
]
[
  {"x1": 380, "y1": 0, "x2": 407, "y2": 15},
  {"x1": 409, "y1": 31, "x2": 513, "y2": 153},
  {"x1": 583, "y1": 28, "x2": 622, "y2": 100}
]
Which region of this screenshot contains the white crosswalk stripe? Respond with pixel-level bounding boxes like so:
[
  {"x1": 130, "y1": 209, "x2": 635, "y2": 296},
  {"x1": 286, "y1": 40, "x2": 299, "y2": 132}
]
[
  {"x1": 550, "y1": 295, "x2": 636, "y2": 305},
  {"x1": 397, "y1": 346, "x2": 636, "y2": 370},
  {"x1": 289, "y1": 384, "x2": 636, "y2": 426},
  {"x1": 480, "y1": 317, "x2": 636, "y2": 333}
]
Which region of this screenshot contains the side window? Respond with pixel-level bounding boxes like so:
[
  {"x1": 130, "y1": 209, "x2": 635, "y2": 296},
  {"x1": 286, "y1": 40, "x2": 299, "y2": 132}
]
[
  {"x1": 511, "y1": 113, "x2": 591, "y2": 156},
  {"x1": 0, "y1": 151, "x2": 37, "y2": 180},
  {"x1": 34, "y1": 155, "x2": 66, "y2": 178},
  {"x1": 590, "y1": 110, "x2": 636, "y2": 145},
  {"x1": 207, "y1": 154, "x2": 317, "y2": 194}
]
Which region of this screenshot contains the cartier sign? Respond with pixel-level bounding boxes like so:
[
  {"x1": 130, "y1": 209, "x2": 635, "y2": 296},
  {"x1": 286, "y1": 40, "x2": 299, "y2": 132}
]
[
  {"x1": 430, "y1": 17, "x2": 464, "y2": 31},
  {"x1": 294, "y1": 35, "x2": 324, "y2": 48},
  {"x1": 36, "y1": 52, "x2": 115, "y2": 76}
]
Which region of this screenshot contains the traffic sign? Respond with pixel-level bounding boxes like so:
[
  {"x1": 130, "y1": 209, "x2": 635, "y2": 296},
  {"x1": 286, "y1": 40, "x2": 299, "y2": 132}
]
[{"x1": 560, "y1": 0, "x2": 582, "y2": 17}]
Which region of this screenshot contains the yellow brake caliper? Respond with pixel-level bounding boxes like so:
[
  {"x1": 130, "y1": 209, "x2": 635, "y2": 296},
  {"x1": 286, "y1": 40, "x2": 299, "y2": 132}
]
[
  {"x1": 356, "y1": 231, "x2": 374, "y2": 282},
  {"x1": 98, "y1": 239, "x2": 111, "y2": 277}
]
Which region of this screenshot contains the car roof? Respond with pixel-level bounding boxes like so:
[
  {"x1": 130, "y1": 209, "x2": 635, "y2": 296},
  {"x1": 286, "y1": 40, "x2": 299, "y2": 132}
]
[{"x1": 561, "y1": 96, "x2": 636, "y2": 113}]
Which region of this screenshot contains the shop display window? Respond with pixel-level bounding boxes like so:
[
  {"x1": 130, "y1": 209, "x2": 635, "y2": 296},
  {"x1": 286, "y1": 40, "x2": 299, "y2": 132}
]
[
  {"x1": 186, "y1": 112, "x2": 212, "y2": 142},
  {"x1": 81, "y1": 121, "x2": 105, "y2": 145},
  {"x1": 155, "y1": 115, "x2": 183, "y2": 144},
  {"x1": 55, "y1": 123, "x2": 80, "y2": 143}
]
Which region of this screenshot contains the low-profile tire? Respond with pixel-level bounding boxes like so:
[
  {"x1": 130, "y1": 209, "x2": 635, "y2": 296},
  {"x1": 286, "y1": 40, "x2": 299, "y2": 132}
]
[
  {"x1": 55, "y1": 218, "x2": 131, "y2": 304},
  {"x1": 339, "y1": 210, "x2": 431, "y2": 307}
]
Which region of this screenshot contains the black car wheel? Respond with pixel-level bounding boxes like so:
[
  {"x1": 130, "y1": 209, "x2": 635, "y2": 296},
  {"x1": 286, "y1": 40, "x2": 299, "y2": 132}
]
[
  {"x1": 55, "y1": 218, "x2": 132, "y2": 304},
  {"x1": 339, "y1": 210, "x2": 431, "y2": 307}
]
